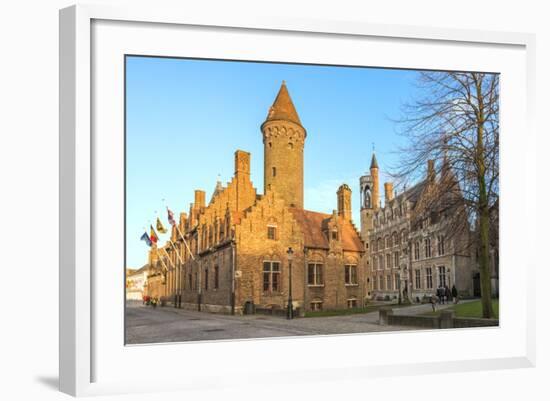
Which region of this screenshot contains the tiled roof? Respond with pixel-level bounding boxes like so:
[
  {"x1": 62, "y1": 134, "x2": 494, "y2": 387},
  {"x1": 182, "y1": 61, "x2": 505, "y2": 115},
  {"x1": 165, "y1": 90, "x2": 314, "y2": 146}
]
[
  {"x1": 289, "y1": 208, "x2": 363, "y2": 252},
  {"x1": 264, "y1": 81, "x2": 302, "y2": 126},
  {"x1": 395, "y1": 180, "x2": 426, "y2": 207}
]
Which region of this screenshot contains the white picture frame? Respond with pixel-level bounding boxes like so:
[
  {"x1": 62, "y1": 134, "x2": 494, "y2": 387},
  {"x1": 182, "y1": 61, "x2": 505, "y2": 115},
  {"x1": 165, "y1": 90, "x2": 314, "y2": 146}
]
[{"x1": 59, "y1": 3, "x2": 536, "y2": 397}]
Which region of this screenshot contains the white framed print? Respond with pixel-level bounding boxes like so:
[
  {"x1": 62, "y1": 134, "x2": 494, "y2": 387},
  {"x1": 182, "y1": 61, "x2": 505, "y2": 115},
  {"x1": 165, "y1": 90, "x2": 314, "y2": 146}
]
[{"x1": 59, "y1": 3, "x2": 536, "y2": 397}]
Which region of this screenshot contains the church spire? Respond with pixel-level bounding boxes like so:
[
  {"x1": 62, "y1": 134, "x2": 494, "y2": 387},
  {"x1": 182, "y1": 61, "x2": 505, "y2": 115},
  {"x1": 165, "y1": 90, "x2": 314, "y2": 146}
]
[
  {"x1": 370, "y1": 152, "x2": 379, "y2": 169},
  {"x1": 265, "y1": 81, "x2": 302, "y2": 126}
]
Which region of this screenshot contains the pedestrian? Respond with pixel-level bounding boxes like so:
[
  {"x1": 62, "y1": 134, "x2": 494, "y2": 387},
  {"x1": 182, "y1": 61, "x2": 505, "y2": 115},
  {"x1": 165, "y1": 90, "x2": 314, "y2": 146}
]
[
  {"x1": 430, "y1": 293, "x2": 437, "y2": 312},
  {"x1": 437, "y1": 286, "x2": 443, "y2": 304},
  {"x1": 451, "y1": 285, "x2": 458, "y2": 304},
  {"x1": 444, "y1": 285, "x2": 451, "y2": 305}
]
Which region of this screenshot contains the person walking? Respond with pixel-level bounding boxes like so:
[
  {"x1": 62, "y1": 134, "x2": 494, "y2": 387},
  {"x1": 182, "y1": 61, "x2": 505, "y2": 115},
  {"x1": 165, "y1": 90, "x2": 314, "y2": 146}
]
[
  {"x1": 430, "y1": 293, "x2": 437, "y2": 312},
  {"x1": 451, "y1": 285, "x2": 458, "y2": 304},
  {"x1": 444, "y1": 285, "x2": 451, "y2": 305}
]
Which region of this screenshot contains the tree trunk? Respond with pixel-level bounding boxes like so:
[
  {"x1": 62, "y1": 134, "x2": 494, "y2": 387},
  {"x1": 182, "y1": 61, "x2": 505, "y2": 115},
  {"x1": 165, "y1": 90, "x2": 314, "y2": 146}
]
[
  {"x1": 475, "y1": 75, "x2": 494, "y2": 318},
  {"x1": 478, "y1": 201, "x2": 494, "y2": 318}
]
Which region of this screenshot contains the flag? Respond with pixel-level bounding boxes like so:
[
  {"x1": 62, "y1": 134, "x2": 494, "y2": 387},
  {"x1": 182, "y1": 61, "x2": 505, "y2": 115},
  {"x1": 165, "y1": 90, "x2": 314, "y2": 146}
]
[
  {"x1": 140, "y1": 232, "x2": 152, "y2": 247},
  {"x1": 167, "y1": 207, "x2": 176, "y2": 226},
  {"x1": 156, "y1": 217, "x2": 167, "y2": 234},
  {"x1": 150, "y1": 225, "x2": 158, "y2": 244}
]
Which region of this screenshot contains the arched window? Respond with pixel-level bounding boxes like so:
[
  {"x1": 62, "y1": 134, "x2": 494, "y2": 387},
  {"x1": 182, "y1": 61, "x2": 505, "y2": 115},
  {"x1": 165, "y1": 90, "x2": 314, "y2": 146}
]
[{"x1": 363, "y1": 186, "x2": 371, "y2": 208}]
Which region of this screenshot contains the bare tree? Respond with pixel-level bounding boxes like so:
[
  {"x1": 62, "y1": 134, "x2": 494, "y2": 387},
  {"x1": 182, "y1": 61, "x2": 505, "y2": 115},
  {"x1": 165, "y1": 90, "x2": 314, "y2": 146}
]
[{"x1": 392, "y1": 71, "x2": 499, "y2": 318}]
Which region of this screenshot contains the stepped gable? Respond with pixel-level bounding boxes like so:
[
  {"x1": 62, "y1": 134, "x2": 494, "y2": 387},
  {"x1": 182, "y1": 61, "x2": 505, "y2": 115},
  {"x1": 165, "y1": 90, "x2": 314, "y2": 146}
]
[{"x1": 288, "y1": 208, "x2": 363, "y2": 252}]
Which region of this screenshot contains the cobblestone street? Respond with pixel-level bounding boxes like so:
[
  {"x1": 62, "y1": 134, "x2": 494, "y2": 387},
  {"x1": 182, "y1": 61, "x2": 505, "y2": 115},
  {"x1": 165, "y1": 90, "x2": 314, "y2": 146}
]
[{"x1": 125, "y1": 302, "x2": 423, "y2": 344}]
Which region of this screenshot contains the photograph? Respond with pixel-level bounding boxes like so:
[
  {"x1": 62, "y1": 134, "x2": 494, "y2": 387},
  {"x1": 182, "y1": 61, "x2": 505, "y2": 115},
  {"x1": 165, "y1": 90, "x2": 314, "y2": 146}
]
[{"x1": 124, "y1": 56, "x2": 500, "y2": 345}]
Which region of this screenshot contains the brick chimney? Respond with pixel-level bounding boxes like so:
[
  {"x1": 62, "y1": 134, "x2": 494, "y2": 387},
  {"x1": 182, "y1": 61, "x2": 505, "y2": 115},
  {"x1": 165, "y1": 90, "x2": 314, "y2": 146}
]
[
  {"x1": 337, "y1": 184, "x2": 352, "y2": 221},
  {"x1": 194, "y1": 190, "x2": 206, "y2": 210},
  {"x1": 384, "y1": 182, "x2": 394, "y2": 203},
  {"x1": 234, "y1": 149, "x2": 250, "y2": 177}
]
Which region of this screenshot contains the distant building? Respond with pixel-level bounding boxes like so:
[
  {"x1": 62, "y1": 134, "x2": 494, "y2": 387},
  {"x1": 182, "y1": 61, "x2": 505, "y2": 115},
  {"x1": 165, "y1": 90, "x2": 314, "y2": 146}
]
[
  {"x1": 145, "y1": 82, "x2": 366, "y2": 314},
  {"x1": 360, "y1": 154, "x2": 477, "y2": 302},
  {"x1": 126, "y1": 265, "x2": 149, "y2": 301}
]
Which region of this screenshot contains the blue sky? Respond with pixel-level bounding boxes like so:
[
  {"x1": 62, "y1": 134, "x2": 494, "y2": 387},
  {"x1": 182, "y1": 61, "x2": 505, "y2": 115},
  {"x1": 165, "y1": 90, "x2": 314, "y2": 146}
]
[{"x1": 126, "y1": 56, "x2": 419, "y2": 268}]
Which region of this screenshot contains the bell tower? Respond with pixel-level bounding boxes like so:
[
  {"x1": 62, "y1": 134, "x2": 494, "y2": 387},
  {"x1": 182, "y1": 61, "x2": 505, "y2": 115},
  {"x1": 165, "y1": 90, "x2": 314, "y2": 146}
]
[
  {"x1": 360, "y1": 152, "x2": 380, "y2": 241},
  {"x1": 261, "y1": 81, "x2": 306, "y2": 208}
]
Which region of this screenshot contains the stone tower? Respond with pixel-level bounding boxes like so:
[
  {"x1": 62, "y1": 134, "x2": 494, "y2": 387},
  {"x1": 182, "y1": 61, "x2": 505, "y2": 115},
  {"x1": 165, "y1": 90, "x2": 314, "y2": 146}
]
[
  {"x1": 337, "y1": 184, "x2": 352, "y2": 221},
  {"x1": 360, "y1": 153, "x2": 380, "y2": 242},
  {"x1": 261, "y1": 81, "x2": 306, "y2": 208}
]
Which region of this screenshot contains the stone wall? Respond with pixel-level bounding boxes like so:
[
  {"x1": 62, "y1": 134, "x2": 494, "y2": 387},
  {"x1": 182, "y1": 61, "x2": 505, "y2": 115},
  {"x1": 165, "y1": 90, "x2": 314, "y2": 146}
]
[{"x1": 380, "y1": 308, "x2": 499, "y2": 329}]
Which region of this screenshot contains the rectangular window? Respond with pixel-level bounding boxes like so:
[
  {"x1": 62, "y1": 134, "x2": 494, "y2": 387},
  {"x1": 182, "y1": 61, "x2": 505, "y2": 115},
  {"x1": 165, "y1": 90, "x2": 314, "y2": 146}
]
[
  {"x1": 395, "y1": 273, "x2": 400, "y2": 291},
  {"x1": 438, "y1": 266, "x2": 447, "y2": 287},
  {"x1": 214, "y1": 265, "x2": 219, "y2": 289},
  {"x1": 426, "y1": 267, "x2": 433, "y2": 289},
  {"x1": 267, "y1": 225, "x2": 277, "y2": 240},
  {"x1": 379, "y1": 275, "x2": 384, "y2": 290},
  {"x1": 386, "y1": 254, "x2": 392, "y2": 269},
  {"x1": 310, "y1": 301, "x2": 322, "y2": 311},
  {"x1": 414, "y1": 242, "x2": 420, "y2": 260},
  {"x1": 308, "y1": 263, "x2": 324, "y2": 286},
  {"x1": 386, "y1": 275, "x2": 392, "y2": 291},
  {"x1": 204, "y1": 268, "x2": 209, "y2": 291},
  {"x1": 425, "y1": 237, "x2": 432, "y2": 258},
  {"x1": 347, "y1": 299, "x2": 358, "y2": 309},
  {"x1": 415, "y1": 269, "x2": 421, "y2": 289},
  {"x1": 394, "y1": 251, "x2": 399, "y2": 269},
  {"x1": 345, "y1": 265, "x2": 358, "y2": 285},
  {"x1": 379, "y1": 255, "x2": 384, "y2": 270},
  {"x1": 438, "y1": 235, "x2": 445, "y2": 256},
  {"x1": 263, "y1": 261, "x2": 281, "y2": 292}
]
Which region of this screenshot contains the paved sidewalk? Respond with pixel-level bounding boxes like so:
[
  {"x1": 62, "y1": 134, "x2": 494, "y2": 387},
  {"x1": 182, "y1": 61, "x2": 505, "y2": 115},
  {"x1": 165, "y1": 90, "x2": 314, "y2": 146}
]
[{"x1": 125, "y1": 303, "x2": 419, "y2": 344}]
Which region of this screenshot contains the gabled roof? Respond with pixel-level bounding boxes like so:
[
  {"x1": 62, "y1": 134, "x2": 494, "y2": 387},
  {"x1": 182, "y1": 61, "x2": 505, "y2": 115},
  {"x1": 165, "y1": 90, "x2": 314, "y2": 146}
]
[
  {"x1": 128, "y1": 264, "x2": 149, "y2": 276},
  {"x1": 288, "y1": 208, "x2": 363, "y2": 252},
  {"x1": 209, "y1": 180, "x2": 224, "y2": 205},
  {"x1": 403, "y1": 180, "x2": 426, "y2": 206},
  {"x1": 264, "y1": 81, "x2": 302, "y2": 126}
]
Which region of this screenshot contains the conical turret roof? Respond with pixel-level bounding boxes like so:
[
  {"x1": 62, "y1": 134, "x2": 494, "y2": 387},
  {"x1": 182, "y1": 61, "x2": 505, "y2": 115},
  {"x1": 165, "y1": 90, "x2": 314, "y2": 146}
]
[
  {"x1": 370, "y1": 152, "x2": 379, "y2": 169},
  {"x1": 265, "y1": 81, "x2": 302, "y2": 126}
]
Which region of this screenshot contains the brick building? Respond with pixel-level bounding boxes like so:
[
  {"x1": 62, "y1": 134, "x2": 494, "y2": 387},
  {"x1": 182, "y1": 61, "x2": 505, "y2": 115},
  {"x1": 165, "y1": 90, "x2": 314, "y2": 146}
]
[
  {"x1": 144, "y1": 82, "x2": 366, "y2": 314},
  {"x1": 359, "y1": 154, "x2": 477, "y2": 302}
]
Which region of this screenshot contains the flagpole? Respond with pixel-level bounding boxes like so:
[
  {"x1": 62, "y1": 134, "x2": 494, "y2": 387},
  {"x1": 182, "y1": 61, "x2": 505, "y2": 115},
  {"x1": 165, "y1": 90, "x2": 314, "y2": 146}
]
[
  {"x1": 164, "y1": 202, "x2": 188, "y2": 309},
  {"x1": 157, "y1": 250, "x2": 169, "y2": 273},
  {"x1": 175, "y1": 224, "x2": 195, "y2": 261},
  {"x1": 166, "y1": 205, "x2": 195, "y2": 261},
  {"x1": 168, "y1": 239, "x2": 185, "y2": 265}
]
